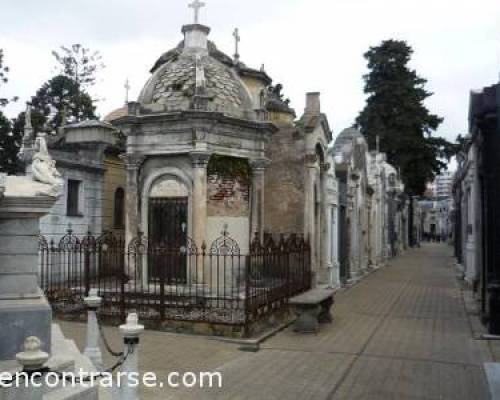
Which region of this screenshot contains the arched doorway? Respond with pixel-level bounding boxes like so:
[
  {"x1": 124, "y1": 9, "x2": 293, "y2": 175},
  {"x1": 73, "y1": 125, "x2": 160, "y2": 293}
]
[{"x1": 148, "y1": 177, "x2": 190, "y2": 283}]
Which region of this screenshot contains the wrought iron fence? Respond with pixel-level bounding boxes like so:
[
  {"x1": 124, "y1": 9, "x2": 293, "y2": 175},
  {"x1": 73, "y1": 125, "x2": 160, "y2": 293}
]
[{"x1": 39, "y1": 227, "x2": 311, "y2": 330}]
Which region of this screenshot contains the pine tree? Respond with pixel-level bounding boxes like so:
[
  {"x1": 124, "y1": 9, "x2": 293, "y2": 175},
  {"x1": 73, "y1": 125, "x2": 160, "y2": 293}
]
[
  {"x1": 0, "y1": 49, "x2": 21, "y2": 174},
  {"x1": 52, "y1": 44, "x2": 105, "y2": 90},
  {"x1": 355, "y1": 40, "x2": 454, "y2": 195}
]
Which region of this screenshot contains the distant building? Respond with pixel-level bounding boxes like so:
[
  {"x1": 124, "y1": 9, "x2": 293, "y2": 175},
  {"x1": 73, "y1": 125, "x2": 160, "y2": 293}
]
[{"x1": 432, "y1": 171, "x2": 453, "y2": 199}]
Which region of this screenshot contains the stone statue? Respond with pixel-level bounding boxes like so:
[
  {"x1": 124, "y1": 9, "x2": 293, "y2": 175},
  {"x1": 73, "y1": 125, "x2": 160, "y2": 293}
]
[{"x1": 31, "y1": 132, "x2": 64, "y2": 196}]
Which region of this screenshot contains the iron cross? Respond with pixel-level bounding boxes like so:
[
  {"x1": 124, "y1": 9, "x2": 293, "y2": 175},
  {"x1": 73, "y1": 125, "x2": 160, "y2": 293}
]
[
  {"x1": 233, "y1": 28, "x2": 241, "y2": 59},
  {"x1": 189, "y1": 0, "x2": 206, "y2": 24}
]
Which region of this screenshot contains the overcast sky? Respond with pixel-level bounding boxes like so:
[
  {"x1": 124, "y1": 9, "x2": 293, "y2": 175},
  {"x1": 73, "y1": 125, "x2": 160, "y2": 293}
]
[{"x1": 2, "y1": 0, "x2": 500, "y2": 152}]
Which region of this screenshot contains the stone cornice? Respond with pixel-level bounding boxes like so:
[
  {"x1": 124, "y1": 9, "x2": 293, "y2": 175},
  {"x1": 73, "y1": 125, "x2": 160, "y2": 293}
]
[
  {"x1": 0, "y1": 195, "x2": 57, "y2": 218},
  {"x1": 114, "y1": 110, "x2": 279, "y2": 135},
  {"x1": 249, "y1": 158, "x2": 271, "y2": 171},
  {"x1": 55, "y1": 159, "x2": 106, "y2": 173},
  {"x1": 120, "y1": 154, "x2": 146, "y2": 170}
]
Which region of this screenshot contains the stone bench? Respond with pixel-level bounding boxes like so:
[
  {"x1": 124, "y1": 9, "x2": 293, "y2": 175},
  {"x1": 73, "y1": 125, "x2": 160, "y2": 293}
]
[{"x1": 289, "y1": 288, "x2": 335, "y2": 333}]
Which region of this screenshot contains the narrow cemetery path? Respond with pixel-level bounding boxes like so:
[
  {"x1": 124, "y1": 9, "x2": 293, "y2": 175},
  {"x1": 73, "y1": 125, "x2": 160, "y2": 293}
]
[{"x1": 59, "y1": 244, "x2": 493, "y2": 399}]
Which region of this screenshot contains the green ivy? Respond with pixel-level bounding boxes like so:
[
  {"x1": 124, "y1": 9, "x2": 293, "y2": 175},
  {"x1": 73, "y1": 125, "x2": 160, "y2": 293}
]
[{"x1": 207, "y1": 155, "x2": 251, "y2": 184}]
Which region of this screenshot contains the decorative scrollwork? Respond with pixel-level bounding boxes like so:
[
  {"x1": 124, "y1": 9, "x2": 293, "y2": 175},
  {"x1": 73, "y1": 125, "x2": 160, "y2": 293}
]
[
  {"x1": 263, "y1": 234, "x2": 278, "y2": 253},
  {"x1": 59, "y1": 225, "x2": 80, "y2": 251},
  {"x1": 180, "y1": 237, "x2": 198, "y2": 255},
  {"x1": 250, "y1": 232, "x2": 262, "y2": 253},
  {"x1": 97, "y1": 231, "x2": 123, "y2": 252},
  {"x1": 81, "y1": 231, "x2": 97, "y2": 252},
  {"x1": 210, "y1": 224, "x2": 240, "y2": 256},
  {"x1": 38, "y1": 234, "x2": 48, "y2": 251},
  {"x1": 128, "y1": 231, "x2": 148, "y2": 254}
]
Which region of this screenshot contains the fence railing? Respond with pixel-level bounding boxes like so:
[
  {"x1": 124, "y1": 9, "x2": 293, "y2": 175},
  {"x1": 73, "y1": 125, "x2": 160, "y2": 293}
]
[{"x1": 39, "y1": 228, "x2": 311, "y2": 329}]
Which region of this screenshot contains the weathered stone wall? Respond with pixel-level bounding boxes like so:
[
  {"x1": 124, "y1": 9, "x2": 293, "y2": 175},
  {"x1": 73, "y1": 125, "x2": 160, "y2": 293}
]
[
  {"x1": 40, "y1": 165, "x2": 104, "y2": 240},
  {"x1": 207, "y1": 174, "x2": 249, "y2": 217},
  {"x1": 102, "y1": 154, "x2": 126, "y2": 234},
  {"x1": 264, "y1": 123, "x2": 306, "y2": 234}
]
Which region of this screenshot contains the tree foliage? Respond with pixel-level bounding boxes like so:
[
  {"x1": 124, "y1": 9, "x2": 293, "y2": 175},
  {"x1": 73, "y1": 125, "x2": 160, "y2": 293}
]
[
  {"x1": 0, "y1": 49, "x2": 21, "y2": 174},
  {"x1": 355, "y1": 40, "x2": 454, "y2": 195},
  {"x1": 52, "y1": 44, "x2": 105, "y2": 90},
  {"x1": 11, "y1": 75, "x2": 96, "y2": 154},
  {"x1": 30, "y1": 75, "x2": 96, "y2": 132},
  {"x1": 0, "y1": 49, "x2": 18, "y2": 107},
  {"x1": 0, "y1": 112, "x2": 22, "y2": 174}
]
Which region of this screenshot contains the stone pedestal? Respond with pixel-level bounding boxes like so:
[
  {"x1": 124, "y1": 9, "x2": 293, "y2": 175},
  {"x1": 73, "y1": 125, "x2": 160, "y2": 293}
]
[{"x1": 0, "y1": 175, "x2": 59, "y2": 361}]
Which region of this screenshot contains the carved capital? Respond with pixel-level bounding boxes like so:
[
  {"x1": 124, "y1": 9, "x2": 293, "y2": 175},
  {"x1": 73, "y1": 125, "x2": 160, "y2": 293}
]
[
  {"x1": 320, "y1": 162, "x2": 331, "y2": 173},
  {"x1": 249, "y1": 158, "x2": 271, "y2": 171},
  {"x1": 190, "y1": 151, "x2": 211, "y2": 168},
  {"x1": 192, "y1": 128, "x2": 207, "y2": 142},
  {"x1": 305, "y1": 154, "x2": 318, "y2": 166},
  {"x1": 120, "y1": 154, "x2": 145, "y2": 171}
]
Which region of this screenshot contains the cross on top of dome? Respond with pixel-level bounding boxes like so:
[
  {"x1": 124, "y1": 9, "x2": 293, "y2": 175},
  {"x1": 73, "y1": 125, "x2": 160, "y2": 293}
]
[{"x1": 188, "y1": 0, "x2": 206, "y2": 24}]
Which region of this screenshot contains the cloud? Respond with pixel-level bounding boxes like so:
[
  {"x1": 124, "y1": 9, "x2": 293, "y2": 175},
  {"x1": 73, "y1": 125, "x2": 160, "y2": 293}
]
[{"x1": 1, "y1": 0, "x2": 499, "y2": 150}]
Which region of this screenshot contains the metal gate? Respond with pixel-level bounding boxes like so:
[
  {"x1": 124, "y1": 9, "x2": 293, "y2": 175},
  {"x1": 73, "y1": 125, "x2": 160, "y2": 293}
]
[{"x1": 148, "y1": 197, "x2": 188, "y2": 284}]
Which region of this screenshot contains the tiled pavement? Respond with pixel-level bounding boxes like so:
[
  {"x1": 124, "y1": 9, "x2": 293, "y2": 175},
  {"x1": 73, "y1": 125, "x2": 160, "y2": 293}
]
[{"x1": 59, "y1": 243, "x2": 492, "y2": 399}]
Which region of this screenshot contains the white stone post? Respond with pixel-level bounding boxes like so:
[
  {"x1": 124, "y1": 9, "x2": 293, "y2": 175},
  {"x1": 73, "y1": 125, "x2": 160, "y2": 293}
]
[
  {"x1": 83, "y1": 289, "x2": 103, "y2": 370},
  {"x1": 119, "y1": 313, "x2": 144, "y2": 400},
  {"x1": 15, "y1": 337, "x2": 49, "y2": 400}
]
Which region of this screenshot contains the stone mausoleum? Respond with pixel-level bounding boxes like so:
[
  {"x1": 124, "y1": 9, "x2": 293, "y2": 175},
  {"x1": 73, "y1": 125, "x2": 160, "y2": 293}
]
[{"x1": 106, "y1": 6, "x2": 337, "y2": 285}]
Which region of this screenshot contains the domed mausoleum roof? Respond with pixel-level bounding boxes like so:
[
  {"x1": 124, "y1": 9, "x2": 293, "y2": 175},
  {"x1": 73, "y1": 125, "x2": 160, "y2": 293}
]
[
  {"x1": 137, "y1": 24, "x2": 255, "y2": 120},
  {"x1": 333, "y1": 127, "x2": 363, "y2": 151}
]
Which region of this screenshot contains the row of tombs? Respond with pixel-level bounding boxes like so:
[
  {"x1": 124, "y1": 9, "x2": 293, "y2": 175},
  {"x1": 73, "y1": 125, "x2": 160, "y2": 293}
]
[{"x1": 14, "y1": 19, "x2": 412, "y2": 332}]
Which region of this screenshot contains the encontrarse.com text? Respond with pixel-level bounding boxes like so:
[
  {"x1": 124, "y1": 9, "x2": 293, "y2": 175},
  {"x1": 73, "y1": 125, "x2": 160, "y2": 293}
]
[{"x1": 0, "y1": 369, "x2": 223, "y2": 389}]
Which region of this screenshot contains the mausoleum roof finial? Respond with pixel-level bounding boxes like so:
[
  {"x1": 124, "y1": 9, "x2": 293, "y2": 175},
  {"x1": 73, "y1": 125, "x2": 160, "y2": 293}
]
[
  {"x1": 233, "y1": 28, "x2": 241, "y2": 62},
  {"x1": 124, "y1": 78, "x2": 131, "y2": 104},
  {"x1": 188, "y1": 0, "x2": 206, "y2": 24}
]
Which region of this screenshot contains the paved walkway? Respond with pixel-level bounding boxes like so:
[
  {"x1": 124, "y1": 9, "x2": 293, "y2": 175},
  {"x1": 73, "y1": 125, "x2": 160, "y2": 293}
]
[{"x1": 59, "y1": 244, "x2": 492, "y2": 399}]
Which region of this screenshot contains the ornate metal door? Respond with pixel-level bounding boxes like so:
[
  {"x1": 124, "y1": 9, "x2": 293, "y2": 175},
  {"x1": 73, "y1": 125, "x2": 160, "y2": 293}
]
[{"x1": 148, "y1": 197, "x2": 188, "y2": 283}]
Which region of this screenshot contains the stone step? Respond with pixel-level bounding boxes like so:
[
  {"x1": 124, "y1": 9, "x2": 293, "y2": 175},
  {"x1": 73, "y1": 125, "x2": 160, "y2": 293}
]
[
  {"x1": 44, "y1": 384, "x2": 98, "y2": 400},
  {"x1": 484, "y1": 363, "x2": 500, "y2": 400}
]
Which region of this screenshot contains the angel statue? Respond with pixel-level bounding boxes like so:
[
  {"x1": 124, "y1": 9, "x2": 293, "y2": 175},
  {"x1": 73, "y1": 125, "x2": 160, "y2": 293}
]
[{"x1": 31, "y1": 132, "x2": 64, "y2": 195}]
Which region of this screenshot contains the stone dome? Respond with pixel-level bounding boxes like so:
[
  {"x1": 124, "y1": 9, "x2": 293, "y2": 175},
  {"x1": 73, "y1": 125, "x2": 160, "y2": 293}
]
[
  {"x1": 333, "y1": 127, "x2": 363, "y2": 151},
  {"x1": 138, "y1": 25, "x2": 255, "y2": 120},
  {"x1": 104, "y1": 105, "x2": 128, "y2": 122}
]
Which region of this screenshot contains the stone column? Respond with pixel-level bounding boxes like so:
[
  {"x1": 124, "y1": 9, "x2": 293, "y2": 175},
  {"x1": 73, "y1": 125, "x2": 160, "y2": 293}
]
[
  {"x1": 190, "y1": 152, "x2": 211, "y2": 283},
  {"x1": 249, "y1": 159, "x2": 270, "y2": 241},
  {"x1": 120, "y1": 154, "x2": 145, "y2": 250},
  {"x1": 319, "y1": 162, "x2": 331, "y2": 286},
  {"x1": 304, "y1": 154, "x2": 318, "y2": 286},
  {"x1": 348, "y1": 176, "x2": 360, "y2": 279}
]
